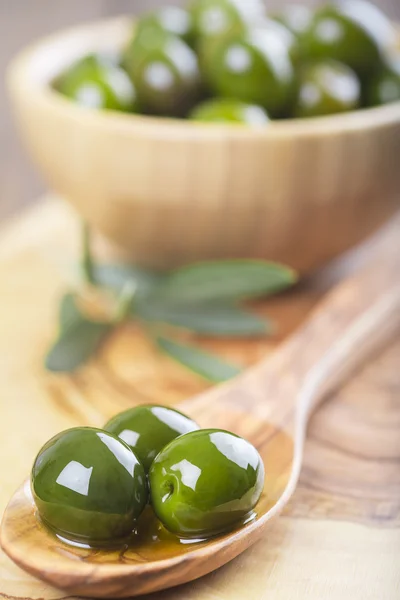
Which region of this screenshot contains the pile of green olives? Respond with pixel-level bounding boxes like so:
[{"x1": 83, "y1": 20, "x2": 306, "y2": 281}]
[
  {"x1": 54, "y1": 0, "x2": 400, "y2": 124},
  {"x1": 31, "y1": 404, "x2": 264, "y2": 545}
]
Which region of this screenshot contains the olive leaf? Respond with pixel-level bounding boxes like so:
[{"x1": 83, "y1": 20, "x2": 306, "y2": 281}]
[
  {"x1": 156, "y1": 336, "x2": 242, "y2": 383},
  {"x1": 47, "y1": 294, "x2": 111, "y2": 373},
  {"x1": 136, "y1": 299, "x2": 271, "y2": 337},
  {"x1": 153, "y1": 260, "x2": 297, "y2": 304},
  {"x1": 79, "y1": 221, "x2": 162, "y2": 296},
  {"x1": 113, "y1": 281, "x2": 137, "y2": 323},
  {"x1": 81, "y1": 222, "x2": 95, "y2": 285},
  {"x1": 46, "y1": 318, "x2": 112, "y2": 373},
  {"x1": 92, "y1": 264, "x2": 163, "y2": 295},
  {"x1": 58, "y1": 293, "x2": 82, "y2": 331},
  {"x1": 45, "y1": 224, "x2": 297, "y2": 378}
]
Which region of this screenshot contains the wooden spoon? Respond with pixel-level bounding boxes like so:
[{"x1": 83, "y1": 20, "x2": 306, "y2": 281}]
[{"x1": 1, "y1": 224, "x2": 400, "y2": 598}]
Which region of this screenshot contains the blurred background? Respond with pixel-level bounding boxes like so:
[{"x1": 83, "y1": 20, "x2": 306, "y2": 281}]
[{"x1": 0, "y1": 0, "x2": 399, "y2": 221}]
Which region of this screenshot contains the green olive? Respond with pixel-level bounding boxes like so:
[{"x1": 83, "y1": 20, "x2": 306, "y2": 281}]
[
  {"x1": 202, "y1": 28, "x2": 295, "y2": 116},
  {"x1": 104, "y1": 405, "x2": 200, "y2": 473},
  {"x1": 190, "y1": 0, "x2": 266, "y2": 43},
  {"x1": 271, "y1": 4, "x2": 313, "y2": 39},
  {"x1": 364, "y1": 56, "x2": 400, "y2": 106},
  {"x1": 123, "y1": 31, "x2": 202, "y2": 116},
  {"x1": 55, "y1": 54, "x2": 138, "y2": 112},
  {"x1": 190, "y1": 98, "x2": 269, "y2": 125},
  {"x1": 302, "y1": 1, "x2": 395, "y2": 76},
  {"x1": 254, "y1": 18, "x2": 301, "y2": 66},
  {"x1": 31, "y1": 427, "x2": 147, "y2": 544},
  {"x1": 149, "y1": 429, "x2": 264, "y2": 538},
  {"x1": 133, "y1": 7, "x2": 195, "y2": 46},
  {"x1": 294, "y1": 60, "x2": 361, "y2": 118}
]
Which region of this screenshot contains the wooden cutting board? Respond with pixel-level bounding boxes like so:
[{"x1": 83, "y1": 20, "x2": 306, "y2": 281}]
[{"x1": 0, "y1": 198, "x2": 399, "y2": 600}]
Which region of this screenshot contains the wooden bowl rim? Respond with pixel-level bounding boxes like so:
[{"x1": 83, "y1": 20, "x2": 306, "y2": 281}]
[{"x1": 7, "y1": 15, "x2": 400, "y2": 140}]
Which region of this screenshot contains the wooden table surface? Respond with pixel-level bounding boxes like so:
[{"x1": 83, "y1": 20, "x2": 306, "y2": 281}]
[
  {"x1": 1, "y1": 0, "x2": 400, "y2": 221},
  {"x1": 0, "y1": 199, "x2": 399, "y2": 599}
]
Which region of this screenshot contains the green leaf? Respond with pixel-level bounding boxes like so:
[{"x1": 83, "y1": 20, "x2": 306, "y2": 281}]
[
  {"x1": 136, "y1": 299, "x2": 271, "y2": 337},
  {"x1": 92, "y1": 264, "x2": 163, "y2": 295},
  {"x1": 154, "y1": 260, "x2": 297, "y2": 304},
  {"x1": 113, "y1": 281, "x2": 137, "y2": 323},
  {"x1": 156, "y1": 336, "x2": 242, "y2": 382},
  {"x1": 59, "y1": 293, "x2": 81, "y2": 331},
  {"x1": 81, "y1": 222, "x2": 95, "y2": 285},
  {"x1": 46, "y1": 318, "x2": 111, "y2": 373}
]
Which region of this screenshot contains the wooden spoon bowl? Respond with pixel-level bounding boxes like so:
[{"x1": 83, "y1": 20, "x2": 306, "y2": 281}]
[
  {"x1": 1, "y1": 223, "x2": 399, "y2": 597},
  {"x1": 1, "y1": 420, "x2": 293, "y2": 596}
]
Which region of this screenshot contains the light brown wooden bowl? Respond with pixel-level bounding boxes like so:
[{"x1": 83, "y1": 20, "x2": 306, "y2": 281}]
[{"x1": 7, "y1": 16, "x2": 400, "y2": 272}]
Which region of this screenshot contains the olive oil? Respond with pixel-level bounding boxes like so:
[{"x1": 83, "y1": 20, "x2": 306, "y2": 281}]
[{"x1": 29, "y1": 427, "x2": 293, "y2": 562}]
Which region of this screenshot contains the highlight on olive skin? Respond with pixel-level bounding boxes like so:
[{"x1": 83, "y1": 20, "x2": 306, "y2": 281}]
[
  {"x1": 149, "y1": 429, "x2": 265, "y2": 538},
  {"x1": 104, "y1": 404, "x2": 200, "y2": 473},
  {"x1": 53, "y1": 0, "x2": 400, "y2": 122}
]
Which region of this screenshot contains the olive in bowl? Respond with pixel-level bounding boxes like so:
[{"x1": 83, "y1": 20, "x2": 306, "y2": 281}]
[
  {"x1": 31, "y1": 428, "x2": 147, "y2": 543},
  {"x1": 253, "y1": 18, "x2": 301, "y2": 66},
  {"x1": 202, "y1": 27, "x2": 295, "y2": 116},
  {"x1": 123, "y1": 30, "x2": 202, "y2": 116},
  {"x1": 294, "y1": 60, "x2": 361, "y2": 118},
  {"x1": 302, "y1": 0, "x2": 396, "y2": 76},
  {"x1": 271, "y1": 4, "x2": 314, "y2": 39},
  {"x1": 104, "y1": 405, "x2": 200, "y2": 473},
  {"x1": 134, "y1": 6, "x2": 195, "y2": 46},
  {"x1": 190, "y1": 0, "x2": 266, "y2": 43},
  {"x1": 149, "y1": 429, "x2": 264, "y2": 538},
  {"x1": 190, "y1": 97, "x2": 269, "y2": 124},
  {"x1": 55, "y1": 54, "x2": 138, "y2": 112},
  {"x1": 364, "y1": 56, "x2": 400, "y2": 107}
]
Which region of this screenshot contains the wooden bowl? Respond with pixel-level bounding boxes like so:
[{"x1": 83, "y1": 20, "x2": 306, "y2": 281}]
[{"x1": 7, "y1": 17, "x2": 400, "y2": 272}]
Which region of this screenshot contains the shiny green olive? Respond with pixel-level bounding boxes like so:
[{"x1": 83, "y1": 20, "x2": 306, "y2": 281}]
[
  {"x1": 123, "y1": 31, "x2": 202, "y2": 116},
  {"x1": 271, "y1": 4, "x2": 313, "y2": 39},
  {"x1": 302, "y1": 1, "x2": 395, "y2": 76},
  {"x1": 31, "y1": 427, "x2": 147, "y2": 543},
  {"x1": 55, "y1": 54, "x2": 138, "y2": 112},
  {"x1": 294, "y1": 60, "x2": 361, "y2": 118},
  {"x1": 190, "y1": 98, "x2": 269, "y2": 125},
  {"x1": 134, "y1": 7, "x2": 195, "y2": 46},
  {"x1": 190, "y1": 0, "x2": 266, "y2": 43},
  {"x1": 255, "y1": 18, "x2": 301, "y2": 66},
  {"x1": 202, "y1": 28, "x2": 295, "y2": 116},
  {"x1": 364, "y1": 56, "x2": 400, "y2": 106},
  {"x1": 104, "y1": 405, "x2": 200, "y2": 473},
  {"x1": 149, "y1": 429, "x2": 264, "y2": 538}
]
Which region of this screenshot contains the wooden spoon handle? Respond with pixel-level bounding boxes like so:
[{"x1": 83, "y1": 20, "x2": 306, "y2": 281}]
[
  {"x1": 295, "y1": 281, "x2": 400, "y2": 422},
  {"x1": 261, "y1": 216, "x2": 400, "y2": 429},
  {"x1": 261, "y1": 278, "x2": 400, "y2": 527}
]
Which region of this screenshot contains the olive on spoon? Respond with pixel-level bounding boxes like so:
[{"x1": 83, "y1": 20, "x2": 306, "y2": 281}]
[{"x1": 1, "y1": 226, "x2": 399, "y2": 598}]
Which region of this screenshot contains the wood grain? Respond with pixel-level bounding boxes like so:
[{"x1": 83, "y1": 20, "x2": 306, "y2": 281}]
[{"x1": 0, "y1": 200, "x2": 399, "y2": 599}]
